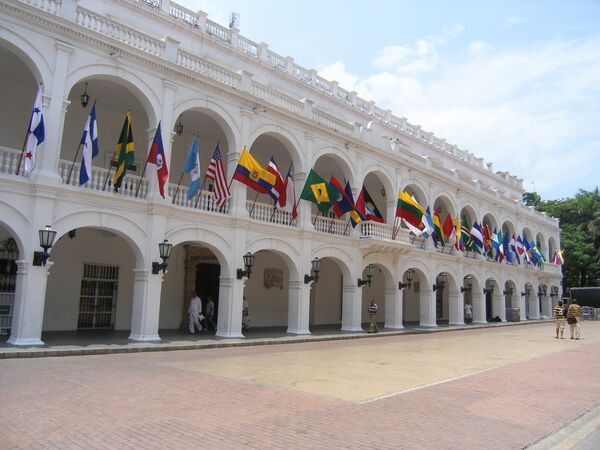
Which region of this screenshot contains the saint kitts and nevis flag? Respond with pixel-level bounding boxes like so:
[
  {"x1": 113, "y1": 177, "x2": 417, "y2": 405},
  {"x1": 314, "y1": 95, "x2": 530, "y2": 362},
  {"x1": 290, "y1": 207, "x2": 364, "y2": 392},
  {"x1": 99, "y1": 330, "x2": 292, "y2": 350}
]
[{"x1": 113, "y1": 111, "x2": 134, "y2": 192}]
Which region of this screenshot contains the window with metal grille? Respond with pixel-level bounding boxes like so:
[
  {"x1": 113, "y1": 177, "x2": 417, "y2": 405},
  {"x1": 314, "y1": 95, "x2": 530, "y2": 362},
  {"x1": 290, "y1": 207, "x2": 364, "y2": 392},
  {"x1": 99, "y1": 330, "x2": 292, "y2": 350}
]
[{"x1": 78, "y1": 264, "x2": 119, "y2": 329}]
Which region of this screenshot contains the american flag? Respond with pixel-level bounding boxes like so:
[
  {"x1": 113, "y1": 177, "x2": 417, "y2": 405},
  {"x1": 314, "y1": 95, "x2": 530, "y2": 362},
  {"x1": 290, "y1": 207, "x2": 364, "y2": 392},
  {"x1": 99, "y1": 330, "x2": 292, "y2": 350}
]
[{"x1": 205, "y1": 143, "x2": 230, "y2": 209}]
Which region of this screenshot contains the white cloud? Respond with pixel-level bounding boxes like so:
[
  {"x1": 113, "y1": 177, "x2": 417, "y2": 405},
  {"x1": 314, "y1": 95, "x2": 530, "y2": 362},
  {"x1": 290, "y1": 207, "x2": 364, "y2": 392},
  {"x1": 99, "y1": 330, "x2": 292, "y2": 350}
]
[
  {"x1": 506, "y1": 16, "x2": 522, "y2": 27},
  {"x1": 317, "y1": 33, "x2": 600, "y2": 199}
]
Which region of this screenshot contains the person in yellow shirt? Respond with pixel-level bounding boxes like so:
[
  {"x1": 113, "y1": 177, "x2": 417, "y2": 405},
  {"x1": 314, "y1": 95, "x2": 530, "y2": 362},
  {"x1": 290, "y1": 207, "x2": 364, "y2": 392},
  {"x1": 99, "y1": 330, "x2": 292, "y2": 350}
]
[
  {"x1": 553, "y1": 301, "x2": 565, "y2": 339},
  {"x1": 566, "y1": 299, "x2": 582, "y2": 340}
]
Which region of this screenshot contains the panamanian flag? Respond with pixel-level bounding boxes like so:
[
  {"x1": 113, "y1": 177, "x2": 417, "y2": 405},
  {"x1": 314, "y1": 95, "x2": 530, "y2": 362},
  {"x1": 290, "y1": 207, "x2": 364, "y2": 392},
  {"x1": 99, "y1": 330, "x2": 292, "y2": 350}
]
[{"x1": 23, "y1": 84, "x2": 45, "y2": 176}]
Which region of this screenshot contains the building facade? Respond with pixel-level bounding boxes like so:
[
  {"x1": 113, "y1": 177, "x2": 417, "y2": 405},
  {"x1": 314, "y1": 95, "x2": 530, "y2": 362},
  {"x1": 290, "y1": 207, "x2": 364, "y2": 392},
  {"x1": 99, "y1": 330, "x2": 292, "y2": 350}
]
[{"x1": 0, "y1": 0, "x2": 562, "y2": 345}]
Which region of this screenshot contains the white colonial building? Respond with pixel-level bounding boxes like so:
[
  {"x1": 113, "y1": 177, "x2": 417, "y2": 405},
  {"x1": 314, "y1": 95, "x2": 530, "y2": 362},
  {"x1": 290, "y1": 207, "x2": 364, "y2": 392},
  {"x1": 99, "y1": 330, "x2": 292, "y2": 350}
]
[{"x1": 0, "y1": 0, "x2": 562, "y2": 346}]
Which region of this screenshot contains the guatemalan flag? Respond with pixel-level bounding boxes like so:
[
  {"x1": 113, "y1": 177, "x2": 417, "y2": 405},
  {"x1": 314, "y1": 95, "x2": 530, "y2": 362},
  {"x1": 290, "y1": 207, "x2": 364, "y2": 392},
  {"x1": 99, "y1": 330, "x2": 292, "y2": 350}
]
[
  {"x1": 146, "y1": 122, "x2": 168, "y2": 198},
  {"x1": 183, "y1": 138, "x2": 200, "y2": 199},
  {"x1": 79, "y1": 102, "x2": 99, "y2": 185},
  {"x1": 23, "y1": 84, "x2": 45, "y2": 176}
]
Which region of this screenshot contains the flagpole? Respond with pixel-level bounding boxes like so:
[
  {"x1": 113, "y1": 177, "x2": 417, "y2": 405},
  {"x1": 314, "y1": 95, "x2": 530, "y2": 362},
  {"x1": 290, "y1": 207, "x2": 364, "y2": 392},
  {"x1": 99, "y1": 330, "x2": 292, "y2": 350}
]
[
  {"x1": 171, "y1": 172, "x2": 184, "y2": 205},
  {"x1": 66, "y1": 143, "x2": 83, "y2": 186},
  {"x1": 391, "y1": 216, "x2": 400, "y2": 241},
  {"x1": 312, "y1": 210, "x2": 321, "y2": 226},
  {"x1": 342, "y1": 218, "x2": 351, "y2": 236},
  {"x1": 135, "y1": 158, "x2": 149, "y2": 198},
  {"x1": 103, "y1": 149, "x2": 118, "y2": 191},
  {"x1": 269, "y1": 204, "x2": 277, "y2": 223},
  {"x1": 193, "y1": 178, "x2": 207, "y2": 209},
  {"x1": 248, "y1": 191, "x2": 259, "y2": 218}
]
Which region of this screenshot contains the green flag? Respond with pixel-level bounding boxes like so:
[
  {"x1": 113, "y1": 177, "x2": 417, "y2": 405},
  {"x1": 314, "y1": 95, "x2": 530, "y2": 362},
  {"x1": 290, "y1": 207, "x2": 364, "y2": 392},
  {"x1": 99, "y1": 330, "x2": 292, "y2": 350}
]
[
  {"x1": 113, "y1": 111, "x2": 135, "y2": 192},
  {"x1": 300, "y1": 169, "x2": 338, "y2": 214}
]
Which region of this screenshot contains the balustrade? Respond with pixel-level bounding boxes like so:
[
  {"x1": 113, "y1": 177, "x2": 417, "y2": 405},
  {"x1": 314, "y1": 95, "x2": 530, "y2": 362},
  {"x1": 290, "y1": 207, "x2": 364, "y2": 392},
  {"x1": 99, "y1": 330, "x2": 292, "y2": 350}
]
[
  {"x1": 246, "y1": 201, "x2": 296, "y2": 227},
  {"x1": 314, "y1": 215, "x2": 349, "y2": 236}
]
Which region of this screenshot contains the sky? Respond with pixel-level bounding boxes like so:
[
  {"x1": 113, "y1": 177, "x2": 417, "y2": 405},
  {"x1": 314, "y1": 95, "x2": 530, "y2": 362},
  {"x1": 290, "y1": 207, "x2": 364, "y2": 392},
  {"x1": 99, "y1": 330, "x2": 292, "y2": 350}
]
[{"x1": 177, "y1": 0, "x2": 600, "y2": 201}]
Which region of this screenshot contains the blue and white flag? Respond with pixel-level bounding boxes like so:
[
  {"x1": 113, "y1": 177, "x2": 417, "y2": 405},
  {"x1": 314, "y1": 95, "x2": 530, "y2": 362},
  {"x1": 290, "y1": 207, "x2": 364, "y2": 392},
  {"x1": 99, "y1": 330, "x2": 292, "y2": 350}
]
[
  {"x1": 183, "y1": 138, "x2": 200, "y2": 199},
  {"x1": 79, "y1": 102, "x2": 99, "y2": 185},
  {"x1": 23, "y1": 84, "x2": 45, "y2": 176}
]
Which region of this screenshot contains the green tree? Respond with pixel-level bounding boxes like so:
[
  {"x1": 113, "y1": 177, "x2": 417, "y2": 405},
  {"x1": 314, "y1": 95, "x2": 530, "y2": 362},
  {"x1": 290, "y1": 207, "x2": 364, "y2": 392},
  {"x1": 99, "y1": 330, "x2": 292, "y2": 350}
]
[
  {"x1": 522, "y1": 191, "x2": 541, "y2": 207},
  {"x1": 537, "y1": 187, "x2": 600, "y2": 289}
]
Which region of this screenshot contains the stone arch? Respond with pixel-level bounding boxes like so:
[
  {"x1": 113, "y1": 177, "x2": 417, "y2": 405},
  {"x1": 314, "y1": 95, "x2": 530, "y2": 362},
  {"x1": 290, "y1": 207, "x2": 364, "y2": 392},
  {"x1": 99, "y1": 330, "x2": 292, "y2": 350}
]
[
  {"x1": 246, "y1": 236, "x2": 301, "y2": 280},
  {"x1": 248, "y1": 123, "x2": 303, "y2": 175},
  {"x1": 0, "y1": 201, "x2": 29, "y2": 255},
  {"x1": 536, "y1": 231, "x2": 547, "y2": 260},
  {"x1": 313, "y1": 145, "x2": 356, "y2": 183},
  {"x1": 482, "y1": 212, "x2": 499, "y2": 233},
  {"x1": 401, "y1": 181, "x2": 428, "y2": 207},
  {"x1": 52, "y1": 210, "x2": 146, "y2": 267},
  {"x1": 433, "y1": 194, "x2": 457, "y2": 221},
  {"x1": 0, "y1": 31, "x2": 51, "y2": 87},
  {"x1": 312, "y1": 245, "x2": 353, "y2": 280},
  {"x1": 165, "y1": 226, "x2": 231, "y2": 276},
  {"x1": 548, "y1": 236, "x2": 558, "y2": 261},
  {"x1": 522, "y1": 226, "x2": 533, "y2": 244},
  {"x1": 460, "y1": 204, "x2": 477, "y2": 226}
]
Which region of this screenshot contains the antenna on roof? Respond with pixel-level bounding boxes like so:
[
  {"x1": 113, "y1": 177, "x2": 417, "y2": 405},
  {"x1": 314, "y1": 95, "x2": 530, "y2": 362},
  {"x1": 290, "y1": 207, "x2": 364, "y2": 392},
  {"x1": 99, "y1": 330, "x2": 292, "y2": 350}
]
[{"x1": 229, "y1": 12, "x2": 240, "y2": 28}]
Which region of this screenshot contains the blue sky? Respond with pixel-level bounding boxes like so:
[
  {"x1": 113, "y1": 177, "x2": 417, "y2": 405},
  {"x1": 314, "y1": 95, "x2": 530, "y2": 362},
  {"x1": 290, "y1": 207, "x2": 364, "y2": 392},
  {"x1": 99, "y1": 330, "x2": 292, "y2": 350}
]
[{"x1": 179, "y1": 0, "x2": 600, "y2": 201}]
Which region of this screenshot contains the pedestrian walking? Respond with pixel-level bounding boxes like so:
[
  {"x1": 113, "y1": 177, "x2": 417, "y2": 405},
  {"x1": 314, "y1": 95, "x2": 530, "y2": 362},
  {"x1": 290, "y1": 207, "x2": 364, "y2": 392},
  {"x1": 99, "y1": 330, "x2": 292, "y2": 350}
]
[
  {"x1": 367, "y1": 298, "x2": 379, "y2": 333},
  {"x1": 553, "y1": 301, "x2": 565, "y2": 339},
  {"x1": 464, "y1": 302, "x2": 473, "y2": 323},
  {"x1": 205, "y1": 295, "x2": 217, "y2": 331},
  {"x1": 567, "y1": 299, "x2": 582, "y2": 339},
  {"x1": 188, "y1": 291, "x2": 204, "y2": 334}
]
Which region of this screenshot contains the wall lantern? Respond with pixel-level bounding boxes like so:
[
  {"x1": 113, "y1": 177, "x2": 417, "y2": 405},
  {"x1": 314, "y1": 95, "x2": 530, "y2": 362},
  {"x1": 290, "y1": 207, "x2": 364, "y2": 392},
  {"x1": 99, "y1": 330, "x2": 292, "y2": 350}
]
[
  {"x1": 537, "y1": 286, "x2": 547, "y2": 298},
  {"x1": 461, "y1": 275, "x2": 472, "y2": 293},
  {"x1": 432, "y1": 272, "x2": 447, "y2": 292},
  {"x1": 503, "y1": 287, "x2": 514, "y2": 296},
  {"x1": 549, "y1": 286, "x2": 559, "y2": 298},
  {"x1": 357, "y1": 264, "x2": 376, "y2": 288},
  {"x1": 304, "y1": 257, "x2": 320, "y2": 284},
  {"x1": 80, "y1": 82, "x2": 89, "y2": 108},
  {"x1": 236, "y1": 252, "x2": 255, "y2": 279},
  {"x1": 483, "y1": 281, "x2": 495, "y2": 295},
  {"x1": 521, "y1": 290, "x2": 528, "y2": 297},
  {"x1": 175, "y1": 116, "x2": 184, "y2": 136},
  {"x1": 399, "y1": 268, "x2": 415, "y2": 290},
  {"x1": 152, "y1": 239, "x2": 173, "y2": 274},
  {"x1": 33, "y1": 225, "x2": 57, "y2": 266}
]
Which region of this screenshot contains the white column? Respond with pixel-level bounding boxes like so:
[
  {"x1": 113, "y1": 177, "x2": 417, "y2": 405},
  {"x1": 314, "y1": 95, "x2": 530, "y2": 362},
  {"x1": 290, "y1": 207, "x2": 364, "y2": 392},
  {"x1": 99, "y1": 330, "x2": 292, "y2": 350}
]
[
  {"x1": 419, "y1": 288, "x2": 437, "y2": 327},
  {"x1": 530, "y1": 295, "x2": 541, "y2": 320},
  {"x1": 519, "y1": 293, "x2": 527, "y2": 321},
  {"x1": 287, "y1": 280, "x2": 310, "y2": 334},
  {"x1": 472, "y1": 291, "x2": 487, "y2": 324},
  {"x1": 216, "y1": 276, "x2": 244, "y2": 338},
  {"x1": 384, "y1": 284, "x2": 403, "y2": 329},
  {"x1": 8, "y1": 260, "x2": 50, "y2": 346},
  {"x1": 448, "y1": 289, "x2": 463, "y2": 325},
  {"x1": 493, "y1": 291, "x2": 506, "y2": 322},
  {"x1": 341, "y1": 282, "x2": 362, "y2": 331},
  {"x1": 129, "y1": 269, "x2": 162, "y2": 341},
  {"x1": 33, "y1": 42, "x2": 73, "y2": 185},
  {"x1": 541, "y1": 295, "x2": 552, "y2": 318}
]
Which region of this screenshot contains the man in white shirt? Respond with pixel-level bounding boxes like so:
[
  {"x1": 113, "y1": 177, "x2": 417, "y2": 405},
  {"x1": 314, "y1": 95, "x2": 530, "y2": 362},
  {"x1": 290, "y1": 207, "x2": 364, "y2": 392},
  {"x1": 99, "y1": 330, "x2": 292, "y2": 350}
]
[
  {"x1": 464, "y1": 302, "x2": 473, "y2": 323},
  {"x1": 188, "y1": 291, "x2": 203, "y2": 334}
]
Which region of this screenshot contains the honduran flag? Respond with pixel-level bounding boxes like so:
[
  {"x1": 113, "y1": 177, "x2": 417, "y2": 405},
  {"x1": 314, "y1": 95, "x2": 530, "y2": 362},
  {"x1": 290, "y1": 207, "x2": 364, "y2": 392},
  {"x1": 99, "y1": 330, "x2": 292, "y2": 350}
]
[{"x1": 79, "y1": 102, "x2": 99, "y2": 185}]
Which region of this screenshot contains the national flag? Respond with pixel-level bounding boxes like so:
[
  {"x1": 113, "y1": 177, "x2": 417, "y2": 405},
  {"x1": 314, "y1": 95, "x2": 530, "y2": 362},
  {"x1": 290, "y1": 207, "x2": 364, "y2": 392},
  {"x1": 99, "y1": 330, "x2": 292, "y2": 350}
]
[
  {"x1": 523, "y1": 239, "x2": 532, "y2": 263},
  {"x1": 460, "y1": 218, "x2": 471, "y2": 251},
  {"x1": 359, "y1": 188, "x2": 384, "y2": 223},
  {"x1": 482, "y1": 224, "x2": 492, "y2": 256},
  {"x1": 146, "y1": 122, "x2": 168, "y2": 198},
  {"x1": 347, "y1": 183, "x2": 366, "y2": 228},
  {"x1": 502, "y1": 232, "x2": 509, "y2": 261},
  {"x1": 266, "y1": 157, "x2": 286, "y2": 205},
  {"x1": 396, "y1": 191, "x2": 425, "y2": 229},
  {"x1": 516, "y1": 235, "x2": 526, "y2": 258},
  {"x1": 433, "y1": 209, "x2": 444, "y2": 244},
  {"x1": 299, "y1": 168, "x2": 338, "y2": 214},
  {"x1": 23, "y1": 85, "x2": 45, "y2": 176},
  {"x1": 233, "y1": 147, "x2": 276, "y2": 194},
  {"x1": 442, "y1": 213, "x2": 453, "y2": 241},
  {"x1": 113, "y1": 111, "x2": 135, "y2": 192},
  {"x1": 453, "y1": 216, "x2": 461, "y2": 251},
  {"x1": 79, "y1": 102, "x2": 99, "y2": 185},
  {"x1": 422, "y1": 207, "x2": 436, "y2": 245},
  {"x1": 182, "y1": 138, "x2": 200, "y2": 199},
  {"x1": 491, "y1": 228, "x2": 500, "y2": 259},
  {"x1": 469, "y1": 222, "x2": 484, "y2": 253},
  {"x1": 278, "y1": 164, "x2": 297, "y2": 219},
  {"x1": 511, "y1": 234, "x2": 521, "y2": 264},
  {"x1": 205, "y1": 143, "x2": 230, "y2": 209},
  {"x1": 555, "y1": 249, "x2": 564, "y2": 266},
  {"x1": 329, "y1": 176, "x2": 353, "y2": 218}
]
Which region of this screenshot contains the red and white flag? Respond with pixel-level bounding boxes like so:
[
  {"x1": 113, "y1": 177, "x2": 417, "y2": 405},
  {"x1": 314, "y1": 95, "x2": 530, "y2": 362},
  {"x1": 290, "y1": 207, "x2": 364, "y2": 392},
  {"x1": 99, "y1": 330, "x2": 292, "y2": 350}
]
[
  {"x1": 205, "y1": 143, "x2": 230, "y2": 208},
  {"x1": 266, "y1": 157, "x2": 286, "y2": 207},
  {"x1": 279, "y1": 165, "x2": 297, "y2": 219}
]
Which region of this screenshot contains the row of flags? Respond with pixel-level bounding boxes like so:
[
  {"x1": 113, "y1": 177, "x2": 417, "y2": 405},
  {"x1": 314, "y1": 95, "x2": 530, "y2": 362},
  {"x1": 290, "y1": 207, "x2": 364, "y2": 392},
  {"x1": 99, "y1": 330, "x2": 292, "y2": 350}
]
[
  {"x1": 397, "y1": 190, "x2": 564, "y2": 267},
  {"x1": 19, "y1": 88, "x2": 565, "y2": 269}
]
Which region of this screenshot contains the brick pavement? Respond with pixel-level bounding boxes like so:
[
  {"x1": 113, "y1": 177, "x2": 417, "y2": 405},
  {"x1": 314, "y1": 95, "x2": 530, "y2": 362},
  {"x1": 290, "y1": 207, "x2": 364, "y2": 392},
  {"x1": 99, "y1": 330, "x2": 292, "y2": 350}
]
[{"x1": 1, "y1": 322, "x2": 599, "y2": 449}]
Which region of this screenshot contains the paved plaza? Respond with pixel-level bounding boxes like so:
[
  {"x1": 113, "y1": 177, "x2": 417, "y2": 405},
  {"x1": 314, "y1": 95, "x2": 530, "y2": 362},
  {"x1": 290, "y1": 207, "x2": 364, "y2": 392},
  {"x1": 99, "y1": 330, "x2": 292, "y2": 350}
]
[{"x1": 1, "y1": 322, "x2": 599, "y2": 449}]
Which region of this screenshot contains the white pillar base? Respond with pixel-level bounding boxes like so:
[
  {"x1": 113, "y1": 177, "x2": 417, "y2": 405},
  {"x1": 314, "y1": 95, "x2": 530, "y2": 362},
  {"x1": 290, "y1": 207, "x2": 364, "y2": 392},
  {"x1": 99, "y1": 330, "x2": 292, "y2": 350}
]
[
  {"x1": 128, "y1": 334, "x2": 161, "y2": 342},
  {"x1": 7, "y1": 337, "x2": 45, "y2": 346}
]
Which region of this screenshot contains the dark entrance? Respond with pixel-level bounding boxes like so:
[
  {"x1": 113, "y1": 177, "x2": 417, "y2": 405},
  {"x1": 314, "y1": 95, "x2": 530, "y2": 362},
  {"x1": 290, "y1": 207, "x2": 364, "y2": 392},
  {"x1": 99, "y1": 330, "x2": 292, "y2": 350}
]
[{"x1": 195, "y1": 263, "x2": 220, "y2": 324}]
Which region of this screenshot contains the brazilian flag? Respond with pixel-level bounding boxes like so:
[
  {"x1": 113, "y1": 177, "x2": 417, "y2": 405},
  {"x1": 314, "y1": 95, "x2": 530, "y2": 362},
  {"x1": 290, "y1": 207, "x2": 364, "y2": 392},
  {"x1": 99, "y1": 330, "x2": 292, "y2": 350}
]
[
  {"x1": 113, "y1": 111, "x2": 134, "y2": 192},
  {"x1": 300, "y1": 169, "x2": 338, "y2": 214}
]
